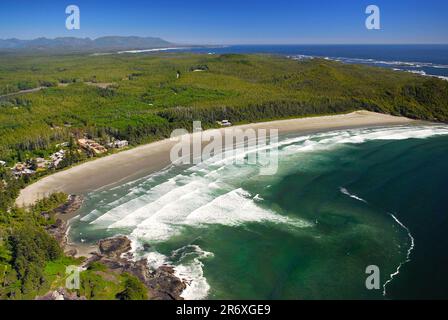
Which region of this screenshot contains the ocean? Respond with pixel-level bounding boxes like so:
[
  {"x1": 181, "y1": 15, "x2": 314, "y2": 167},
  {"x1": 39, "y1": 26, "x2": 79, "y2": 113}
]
[
  {"x1": 71, "y1": 45, "x2": 448, "y2": 299},
  {"x1": 69, "y1": 124, "x2": 448, "y2": 299}
]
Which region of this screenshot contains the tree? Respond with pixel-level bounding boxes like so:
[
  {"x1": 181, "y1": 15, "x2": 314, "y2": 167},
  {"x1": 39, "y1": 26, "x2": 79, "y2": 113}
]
[
  {"x1": 17, "y1": 150, "x2": 25, "y2": 163},
  {"x1": 29, "y1": 159, "x2": 38, "y2": 171},
  {"x1": 9, "y1": 225, "x2": 61, "y2": 294},
  {"x1": 116, "y1": 274, "x2": 148, "y2": 300}
]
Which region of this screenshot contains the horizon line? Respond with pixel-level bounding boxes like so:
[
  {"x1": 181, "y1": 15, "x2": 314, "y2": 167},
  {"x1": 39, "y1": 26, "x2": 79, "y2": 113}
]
[{"x1": 1, "y1": 36, "x2": 448, "y2": 47}]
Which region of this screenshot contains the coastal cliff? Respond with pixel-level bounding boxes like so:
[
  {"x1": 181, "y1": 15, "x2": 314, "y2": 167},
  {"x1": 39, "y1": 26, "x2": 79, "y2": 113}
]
[
  {"x1": 91, "y1": 236, "x2": 187, "y2": 300},
  {"x1": 40, "y1": 196, "x2": 186, "y2": 300}
]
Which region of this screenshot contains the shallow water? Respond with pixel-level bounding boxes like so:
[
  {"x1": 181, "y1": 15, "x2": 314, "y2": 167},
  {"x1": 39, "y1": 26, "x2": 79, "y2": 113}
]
[{"x1": 69, "y1": 124, "x2": 448, "y2": 299}]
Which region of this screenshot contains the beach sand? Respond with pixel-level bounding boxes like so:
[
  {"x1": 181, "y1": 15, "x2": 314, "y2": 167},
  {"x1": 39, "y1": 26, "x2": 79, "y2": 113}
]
[{"x1": 16, "y1": 111, "x2": 414, "y2": 207}]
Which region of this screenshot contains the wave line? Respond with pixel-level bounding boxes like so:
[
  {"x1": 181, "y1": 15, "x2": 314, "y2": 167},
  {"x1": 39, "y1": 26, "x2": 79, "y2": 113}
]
[
  {"x1": 382, "y1": 213, "x2": 415, "y2": 297},
  {"x1": 339, "y1": 187, "x2": 368, "y2": 204}
]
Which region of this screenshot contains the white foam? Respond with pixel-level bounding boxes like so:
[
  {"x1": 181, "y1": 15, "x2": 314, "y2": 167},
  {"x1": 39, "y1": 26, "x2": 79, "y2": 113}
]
[
  {"x1": 146, "y1": 251, "x2": 169, "y2": 269},
  {"x1": 74, "y1": 124, "x2": 447, "y2": 299},
  {"x1": 175, "y1": 260, "x2": 210, "y2": 300},
  {"x1": 117, "y1": 47, "x2": 190, "y2": 54},
  {"x1": 340, "y1": 187, "x2": 368, "y2": 204},
  {"x1": 435, "y1": 75, "x2": 448, "y2": 81},
  {"x1": 185, "y1": 188, "x2": 310, "y2": 228},
  {"x1": 172, "y1": 245, "x2": 214, "y2": 300},
  {"x1": 289, "y1": 54, "x2": 448, "y2": 80},
  {"x1": 80, "y1": 209, "x2": 103, "y2": 222},
  {"x1": 282, "y1": 126, "x2": 448, "y2": 156},
  {"x1": 383, "y1": 213, "x2": 415, "y2": 297},
  {"x1": 112, "y1": 178, "x2": 217, "y2": 232},
  {"x1": 92, "y1": 177, "x2": 182, "y2": 227},
  {"x1": 407, "y1": 70, "x2": 427, "y2": 76},
  {"x1": 88, "y1": 125, "x2": 448, "y2": 239},
  {"x1": 141, "y1": 245, "x2": 213, "y2": 300},
  {"x1": 129, "y1": 187, "x2": 311, "y2": 242}
]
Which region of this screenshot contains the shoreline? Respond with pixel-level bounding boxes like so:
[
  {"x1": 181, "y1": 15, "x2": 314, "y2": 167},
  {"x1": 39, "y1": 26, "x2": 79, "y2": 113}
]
[{"x1": 17, "y1": 110, "x2": 415, "y2": 207}]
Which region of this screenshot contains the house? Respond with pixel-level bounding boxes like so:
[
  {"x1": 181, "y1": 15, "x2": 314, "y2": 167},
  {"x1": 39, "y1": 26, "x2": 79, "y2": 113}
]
[
  {"x1": 13, "y1": 162, "x2": 27, "y2": 171},
  {"x1": 49, "y1": 150, "x2": 66, "y2": 168},
  {"x1": 50, "y1": 150, "x2": 65, "y2": 160},
  {"x1": 11, "y1": 162, "x2": 36, "y2": 178},
  {"x1": 22, "y1": 168, "x2": 36, "y2": 175},
  {"x1": 35, "y1": 157, "x2": 49, "y2": 169},
  {"x1": 107, "y1": 140, "x2": 129, "y2": 149},
  {"x1": 78, "y1": 139, "x2": 107, "y2": 155},
  {"x1": 0, "y1": 160, "x2": 6, "y2": 167},
  {"x1": 53, "y1": 159, "x2": 63, "y2": 168}
]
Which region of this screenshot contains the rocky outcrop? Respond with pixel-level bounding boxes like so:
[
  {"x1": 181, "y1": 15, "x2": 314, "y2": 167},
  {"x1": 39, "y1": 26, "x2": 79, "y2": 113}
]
[
  {"x1": 98, "y1": 236, "x2": 132, "y2": 259},
  {"x1": 146, "y1": 265, "x2": 187, "y2": 300},
  {"x1": 42, "y1": 196, "x2": 186, "y2": 301},
  {"x1": 35, "y1": 288, "x2": 87, "y2": 300},
  {"x1": 87, "y1": 236, "x2": 186, "y2": 300},
  {"x1": 43, "y1": 195, "x2": 84, "y2": 255},
  {"x1": 53, "y1": 195, "x2": 83, "y2": 217},
  {"x1": 46, "y1": 218, "x2": 68, "y2": 248}
]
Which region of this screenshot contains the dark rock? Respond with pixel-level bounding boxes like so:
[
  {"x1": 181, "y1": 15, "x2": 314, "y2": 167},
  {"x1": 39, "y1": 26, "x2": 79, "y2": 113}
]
[
  {"x1": 41, "y1": 197, "x2": 187, "y2": 301},
  {"x1": 98, "y1": 236, "x2": 132, "y2": 258},
  {"x1": 44, "y1": 195, "x2": 84, "y2": 250},
  {"x1": 53, "y1": 195, "x2": 83, "y2": 216},
  {"x1": 146, "y1": 265, "x2": 187, "y2": 300},
  {"x1": 45, "y1": 218, "x2": 68, "y2": 247},
  {"x1": 87, "y1": 236, "x2": 187, "y2": 300},
  {"x1": 35, "y1": 288, "x2": 86, "y2": 300},
  {"x1": 65, "y1": 248, "x2": 78, "y2": 257},
  {"x1": 124, "y1": 258, "x2": 151, "y2": 283}
]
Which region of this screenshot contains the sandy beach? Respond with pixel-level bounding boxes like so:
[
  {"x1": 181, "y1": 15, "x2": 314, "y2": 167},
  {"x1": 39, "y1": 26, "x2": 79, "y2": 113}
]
[{"x1": 16, "y1": 111, "x2": 414, "y2": 207}]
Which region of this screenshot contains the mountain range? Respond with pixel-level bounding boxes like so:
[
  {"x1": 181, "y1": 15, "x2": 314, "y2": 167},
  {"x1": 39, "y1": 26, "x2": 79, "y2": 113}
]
[{"x1": 0, "y1": 36, "x2": 174, "y2": 53}]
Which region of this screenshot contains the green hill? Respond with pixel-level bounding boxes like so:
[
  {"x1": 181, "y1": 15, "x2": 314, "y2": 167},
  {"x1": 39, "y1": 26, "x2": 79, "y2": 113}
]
[
  {"x1": 1, "y1": 52, "x2": 448, "y2": 300},
  {"x1": 0, "y1": 52, "x2": 447, "y2": 163}
]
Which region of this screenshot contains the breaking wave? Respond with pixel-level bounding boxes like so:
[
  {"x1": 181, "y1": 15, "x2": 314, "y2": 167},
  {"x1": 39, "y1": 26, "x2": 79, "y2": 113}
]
[
  {"x1": 383, "y1": 214, "x2": 415, "y2": 297},
  {"x1": 131, "y1": 243, "x2": 214, "y2": 300},
  {"x1": 340, "y1": 187, "x2": 368, "y2": 204},
  {"x1": 171, "y1": 245, "x2": 214, "y2": 300},
  {"x1": 290, "y1": 54, "x2": 448, "y2": 81},
  {"x1": 338, "y1": 187, "x2": 416, "y2": 298},
  {"x1": 74, "y1": 124, "x2": 448, "y2": 299}
]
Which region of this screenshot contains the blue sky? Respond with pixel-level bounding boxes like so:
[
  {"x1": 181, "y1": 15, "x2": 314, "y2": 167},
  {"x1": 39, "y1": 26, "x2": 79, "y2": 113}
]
[{"x1": 0, "y1": 0, "x2": 447, "y2": 44}]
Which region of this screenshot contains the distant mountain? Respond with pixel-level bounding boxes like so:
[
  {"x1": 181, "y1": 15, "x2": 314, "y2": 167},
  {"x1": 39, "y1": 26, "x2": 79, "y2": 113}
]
[{"x1": 0, "y1": 36, "x2": 174, "y2": 53}]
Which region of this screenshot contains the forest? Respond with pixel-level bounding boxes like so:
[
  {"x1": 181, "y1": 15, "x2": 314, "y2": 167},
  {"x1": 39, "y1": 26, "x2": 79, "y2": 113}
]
[
  {"x1": 1, "y1": 52, "x2": 447, "y2": 164},
  {"x1": 0, "y1": 170, "x2": 147, "y2": 299},
  {"x1": 1, "y1": 51, "x2": 448, "y2": 299}
]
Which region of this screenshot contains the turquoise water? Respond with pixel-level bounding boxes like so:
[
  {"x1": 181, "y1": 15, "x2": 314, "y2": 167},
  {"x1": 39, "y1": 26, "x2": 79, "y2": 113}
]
[{"x1": 69, "y1": 124, "x2": 448, "y2": 299}]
